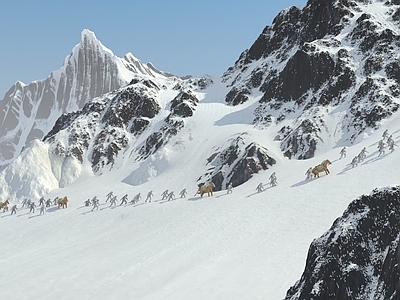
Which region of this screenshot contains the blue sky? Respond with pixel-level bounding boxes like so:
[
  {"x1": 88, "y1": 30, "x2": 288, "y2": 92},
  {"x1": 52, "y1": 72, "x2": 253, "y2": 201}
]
[{"x1": 0, "y1": 0, "x2": 306, "y2": 97}]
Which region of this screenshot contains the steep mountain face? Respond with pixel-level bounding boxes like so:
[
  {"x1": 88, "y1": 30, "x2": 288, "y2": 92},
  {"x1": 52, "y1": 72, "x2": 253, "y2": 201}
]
[
  {"x1": 0, "y1": 29, "x2": 169, "y2": 165},
  {"x1": 284, "y1": 186, "x2": 400, "y2": 300},
  {"x1": 223, "y1": 0, "x2": 400, "y2": 159},
  {"x1": 41, "y1": 75, "x2": 212, "y2": 183}
]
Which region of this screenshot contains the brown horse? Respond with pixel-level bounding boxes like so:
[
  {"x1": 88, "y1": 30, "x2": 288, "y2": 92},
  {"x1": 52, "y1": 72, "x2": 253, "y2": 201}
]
[
  {"x1": 0, "y1": 200, "x2": 10, "y2": 210},
  {"x1": 312, "y1": 159, "x2": 332, "y2": 178},
  {"x1": 196, "y1": 182, "x2": 216, "y2": 197},
  {"x1": 57, "y1": 196, "x2": 69, "y2": 209}
]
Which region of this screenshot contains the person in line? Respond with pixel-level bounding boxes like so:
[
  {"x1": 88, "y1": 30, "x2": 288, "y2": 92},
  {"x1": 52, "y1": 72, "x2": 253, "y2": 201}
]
[
  {"x1": 359, "y1": 147, "x2": 368, "y2": 161},
  {"x1": 45, "y1": 199, "x2": 52, "y2": 207},
  {"x1": 351, "y1": 156, "x2": 358, "y2": 168},
  {"x1": 145, "y1": 191, "x2": 153, "y2": 203},
  {"x1": 378, "y1": 141, "x2": 386, "y2": 157},
  {"x1": 29, "y1": 202, "x2": 36, "y2": 213},
  {"x1": 269, "y1": 172, "x2": 278, "y2": 186},
  {"x1": 161, "y1": 190, "x2": 169, "y2": 200},
  {"x1": 130, "y1": 193, "x2": 141, "y2": 204},
  {"x1": 38, "y1": 197, "x2": 46, "y2": 206},
  {"x1": 106, "y1": 191, "x2": 114, "y2": 202},
  {"x1": 167, "y1": 191, "x2": 175, "y2": 201},
  {"x1": 339, "y1": 147, "x2": 346, "y2": 159},
  {"x1": 109, "y1": 196, "x2": 117, "y2": 207},
  {"x1": 256, "y1": 183, "x2": 264, "y2": 193},
  {"x1": 179, "y1": 189, "x2": 187, "y2": 198},
  {"x1": 91, "y1": 198, "x2": 100, "y2": 211},
  {"x1": 227, "y1": 183, "x2": 233, "y2": 194},
  {"x1": 10, "y1": 204, "x2": 18, "y2": 215},
  {"x1": 382, "y1": 129, "x2": 389, "y2": 140},
  {"x1": 120, "y1": 194, "x2": 128, "y2": 206},
  {"x1": 305, "y1": 167, "x2": 313, "y2": 180}
]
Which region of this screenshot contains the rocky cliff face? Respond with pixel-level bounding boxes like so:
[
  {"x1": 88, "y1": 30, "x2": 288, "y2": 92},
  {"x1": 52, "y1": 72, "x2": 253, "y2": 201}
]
[
  {"x1": 42, "y1": 75, "x2": 213, "y2": 179},
  {"x1": 223, "y1": 0, "x2": 400, "y2": 159},
  {"x1": 197, "y1": 135, "x2": 276, "y2": 191},
  {"x1": 0, "y1": 29, "x2": 168, "y2": 165},
  {"x1": 285, "y1": 186, "x2": 400, "y2": 300}
]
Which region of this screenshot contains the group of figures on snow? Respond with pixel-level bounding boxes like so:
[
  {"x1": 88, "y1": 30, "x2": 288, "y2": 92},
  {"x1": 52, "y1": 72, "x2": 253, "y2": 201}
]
[
  {"x1": 0, "y1": 196, "x2": 68, "y2": 216},
  {"x1": 0, "y1": 130, "x2": 397, "y2": 216},
  {"x1": 0, "y1": 183, "x2": 218, "y2": 216},
  {"x1": 341, "y1": 129, "x2": 396, "y2": 169},
  {"x1": 304, "y1": 129, "x2": 397, "y2": 181}
]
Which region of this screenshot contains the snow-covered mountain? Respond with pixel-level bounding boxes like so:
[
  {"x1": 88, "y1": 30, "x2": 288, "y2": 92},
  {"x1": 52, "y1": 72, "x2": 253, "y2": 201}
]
[
  {"x1": 2, "y1": 0, "x2": 400, "y2": 299},
  {"x1": 0, "y1": 29, "x2": 172, "y2": 165},
  {"x1": 223, "y1": 0, "x2": 400, "y2": 159}
]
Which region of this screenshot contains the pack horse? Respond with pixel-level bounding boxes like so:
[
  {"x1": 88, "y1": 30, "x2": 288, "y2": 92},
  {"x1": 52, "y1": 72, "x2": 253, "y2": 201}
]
[
  {"x1": 312, "y1": 159, "x2": 332, "y2": 178},
  {"x1": 57, "y1": 196, "x2": 69, "y2": 209},
  {"x1": 195, "y1": 182, "x2": 216, "y2": 197}
]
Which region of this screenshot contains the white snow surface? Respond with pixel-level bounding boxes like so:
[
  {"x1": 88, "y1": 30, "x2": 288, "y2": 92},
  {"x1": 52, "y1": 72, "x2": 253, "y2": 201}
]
[{"x1": 1, "y1": 78, "x2": 400, "y2": 300}]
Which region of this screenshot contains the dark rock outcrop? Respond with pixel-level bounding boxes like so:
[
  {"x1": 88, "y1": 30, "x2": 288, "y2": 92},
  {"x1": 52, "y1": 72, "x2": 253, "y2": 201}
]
[
  {"x1": 197, "y1": 136, "x2": 276, "y2": 191},
  {"x1": 285, "y1": 186, "x2": 400, "y2": 300}
]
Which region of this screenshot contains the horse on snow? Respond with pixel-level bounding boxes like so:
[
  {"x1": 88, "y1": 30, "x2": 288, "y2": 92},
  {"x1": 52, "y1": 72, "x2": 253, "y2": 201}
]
[
  {"x1": 195, "y1": 182, "x2": 215, "y2": 197},
  {"x1": 57, "y1": 196, "x2": 69, "y2": 209},
  {"x1": 312, "y1": 159, "x2": 332, "y2": 178}
]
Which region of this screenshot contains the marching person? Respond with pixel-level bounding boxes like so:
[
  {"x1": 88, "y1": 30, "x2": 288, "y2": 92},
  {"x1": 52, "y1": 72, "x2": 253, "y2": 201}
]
[
  {"x1": 10, "y1": 204, "x2": 18, "y2": 215},
  {"x1": 161, "y1": 190, "x2": 169, "y2": 200},
  {"x1": 359, "y1": 147, "x2": 368, "y2": 161},
  {"x1": 269, "y1": 172, "x2": 278, "y2": 186},
  {"x1": 226, "y1": 183, "x2": 233, "y2": 194},
  {"x1": 106, "y1": 191, "x2": 114, "y2": 202},
  {"x1": 351, "y1": 156, "x2": 358, "y2": 168},
  {"x1": 91, "y1": 198, "x2": 100, "y2": 211},
  {"x1": 339, "y1": 147, "x2": 346, "y2": 159},
  {"x1": 145, "y1": 191, "x2": 153, "y2": 203},
  {"x1": 109, "y1": 196, "x2": 117, "y2": 207},
  {"x1": 305, "y1": 167, "x2": 313, "y2": 180},
  {"x1": 378, "y1": 141, "x2": 386, "y2": 157},
  {"x1": 167, "y1": 191, "x2": 175, "y2": 201},
  {"x1": 179, "y1": 188, "x2": 187, "y2": 198},
  {"x1": 29, "y1": 202, "x2": 36, "y2": 213},
  {"x1": 382, "y1": 129, "x2": 389, "y2": 139},
  {"x1": 120, "y1": 194, "x2": 128, "y2": 206}
]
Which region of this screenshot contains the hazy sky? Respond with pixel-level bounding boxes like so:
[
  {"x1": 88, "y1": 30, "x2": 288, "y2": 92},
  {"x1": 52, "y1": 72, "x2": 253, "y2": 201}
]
[{"x1": 0, "y1": 0, "x2": 306, "y2": 97}]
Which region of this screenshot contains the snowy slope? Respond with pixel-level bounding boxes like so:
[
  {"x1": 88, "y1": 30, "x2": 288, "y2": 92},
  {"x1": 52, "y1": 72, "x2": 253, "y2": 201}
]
[{"x1": 1, "y1": 88, "x2": 400, "y2": 299}]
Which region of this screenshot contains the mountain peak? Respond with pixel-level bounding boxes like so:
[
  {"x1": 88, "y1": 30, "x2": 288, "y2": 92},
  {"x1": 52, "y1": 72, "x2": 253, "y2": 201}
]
[
  {"x1": 81, "y1": 28, "x2": 97, "y2": 41},
  {"x1": 75, "y1": 28, "x2": 114, "y2": 57}
]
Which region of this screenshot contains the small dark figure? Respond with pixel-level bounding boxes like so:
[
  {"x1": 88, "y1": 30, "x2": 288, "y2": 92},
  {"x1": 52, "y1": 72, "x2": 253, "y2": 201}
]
[
  {"x1": 167, "y1": 191, "x2": 175, "y2": 201},
  {"x1": 226, "y1": 183, "x2": 233, "y2": 194},
  {"x1": 10, "y1": 205, "x2": 18, "y2": 215},
  {"x1": 161, "y1": 190, "x2": 169, "y2": 200},
  {"x1": 179, "y1": 189, "x2": 187, "y2": 198},
  {"x1": 29, "y1": 202, "x2": 36, "y2": 213},
  {"x1": 145, "y1": 191, "x2": 153, "y2": 203},
  {"x1": 120, "y1": 194, "x2": 128, "y2": 206}
]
